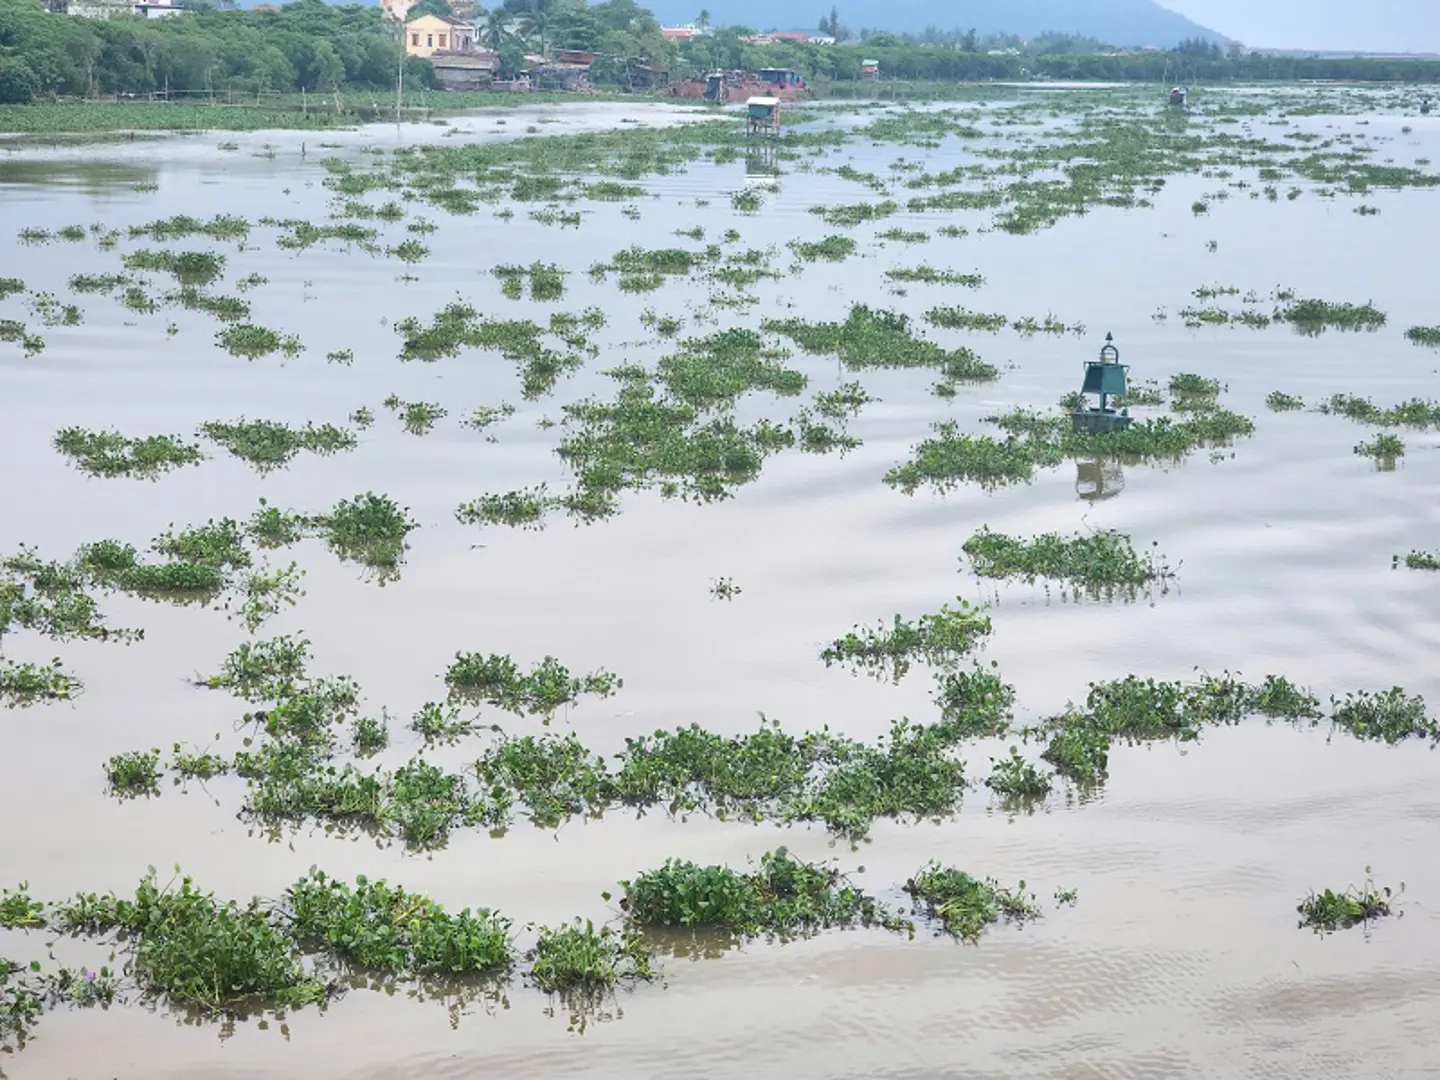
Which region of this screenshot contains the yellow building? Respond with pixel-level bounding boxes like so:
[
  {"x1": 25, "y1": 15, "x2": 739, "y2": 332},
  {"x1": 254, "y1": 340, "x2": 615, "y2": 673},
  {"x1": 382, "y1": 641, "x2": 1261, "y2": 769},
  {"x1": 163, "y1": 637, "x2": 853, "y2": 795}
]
[{"x1": 404, "y1": 14, "x2": 475, "y2": 58}]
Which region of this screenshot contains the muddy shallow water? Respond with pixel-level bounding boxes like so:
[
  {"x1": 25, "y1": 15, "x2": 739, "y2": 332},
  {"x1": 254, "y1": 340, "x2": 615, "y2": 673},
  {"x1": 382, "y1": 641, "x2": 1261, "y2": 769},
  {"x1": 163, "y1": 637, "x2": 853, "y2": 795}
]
[{"x1": 2, "y1": 93, "x2": 1439, "y2": 1078}]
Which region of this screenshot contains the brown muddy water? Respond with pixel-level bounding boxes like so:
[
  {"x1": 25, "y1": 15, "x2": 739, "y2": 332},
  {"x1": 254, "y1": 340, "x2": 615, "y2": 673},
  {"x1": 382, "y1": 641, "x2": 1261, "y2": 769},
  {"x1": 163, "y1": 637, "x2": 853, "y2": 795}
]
[{"x1": 3, "y1": 94, "x2": 1440, "y2": 1079}]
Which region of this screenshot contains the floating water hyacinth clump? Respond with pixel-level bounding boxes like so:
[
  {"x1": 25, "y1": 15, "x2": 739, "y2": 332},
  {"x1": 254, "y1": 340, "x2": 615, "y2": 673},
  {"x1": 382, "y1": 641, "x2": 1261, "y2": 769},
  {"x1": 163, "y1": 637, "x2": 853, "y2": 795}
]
[
  {"x1": 444, "y1": 652, "x2": 622, "y2": 716},
  {"x1": 1353, "y1": 432, "x2": 1404, "y2": 468},
  {"x1": 1395, "y1": 551, "x2": 1440, "y2": 571},
  {"x1": 961, "y1": 528, "x2": 1175, "y2": 599},
  {"x1": 904, "y1": 864, "x2": 1041, "y2": 942},
  {"x1": 1266, "y1": 391, "x2": 1305, "y2": 411},
  {"x1": 1297, "y1": 869, "x2": 1399, "y2": 934},
  {"x1": 0, "y1": 659, "x2": 83, "y2": 708},
  {"x1": 53, "y1": 428, "x2": 205, "y2": 480},
  {"x1": 622, "y1": 848, "x2": 910, "y2": 939},
  {"x1": 820, "y1": 600, "x2": 992, "y2": 682},
  {"x1": 199, "y1": 418, "x2": 356, "y2": 471}
]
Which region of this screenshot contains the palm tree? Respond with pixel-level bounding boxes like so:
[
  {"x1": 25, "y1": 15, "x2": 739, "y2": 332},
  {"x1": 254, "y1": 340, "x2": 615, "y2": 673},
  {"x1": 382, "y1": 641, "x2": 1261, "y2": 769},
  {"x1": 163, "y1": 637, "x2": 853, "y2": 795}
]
[
  {"x1": 479, "y1": 7, "x2": 515, "y2": 53},
  {"x1": 697, "y1": 8, "x2": 710, "y2": 30},
  {"x1": 521, "y1": 0, "x2": 556, "y2": 58}
]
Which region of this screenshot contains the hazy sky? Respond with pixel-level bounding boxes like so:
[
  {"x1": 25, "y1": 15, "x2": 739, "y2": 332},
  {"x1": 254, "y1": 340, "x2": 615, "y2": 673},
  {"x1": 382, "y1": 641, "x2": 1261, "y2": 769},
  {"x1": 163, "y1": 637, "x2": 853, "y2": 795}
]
[{"x1": 1159, "y1": 0, "x2": 1440, "y2": 51}]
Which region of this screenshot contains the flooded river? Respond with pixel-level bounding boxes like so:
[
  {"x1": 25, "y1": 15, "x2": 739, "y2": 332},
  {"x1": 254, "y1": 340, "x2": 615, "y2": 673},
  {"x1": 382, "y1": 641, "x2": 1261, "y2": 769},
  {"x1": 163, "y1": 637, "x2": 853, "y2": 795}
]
[{"x1": 2, "y1": 92, "x2": 1439, "y2": 1078}]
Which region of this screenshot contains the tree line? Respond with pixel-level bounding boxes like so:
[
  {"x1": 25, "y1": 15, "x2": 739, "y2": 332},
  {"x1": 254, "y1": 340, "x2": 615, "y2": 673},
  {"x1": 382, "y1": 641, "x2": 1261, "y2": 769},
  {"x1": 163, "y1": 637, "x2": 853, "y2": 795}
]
[{"x1": 1, "y1": 0, "x2": 1438, "y2": 107}]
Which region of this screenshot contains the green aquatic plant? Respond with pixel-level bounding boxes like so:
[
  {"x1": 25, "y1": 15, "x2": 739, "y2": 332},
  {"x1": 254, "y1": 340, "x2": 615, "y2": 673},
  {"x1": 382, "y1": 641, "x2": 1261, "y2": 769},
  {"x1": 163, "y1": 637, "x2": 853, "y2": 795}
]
[
  {"x1": 888, "y1": 404, "x2": 1254, "y2": 495},
  {"x1": 216, "y1": 323, "x2": 303, "y2": 361},
  {"x1": 1168, "y1": 373, "x2": 1221, "y2": 411},
  {"x1": 1396, "y1": 551, "x2": 1440, "y2": 571},
  {"x1": 492, "y1": 262, "x2": 566, "y2": 301},
  {"x1": 388, "y1": 239, "x2": 429, "y2": 263},
  {"x1": 128, "y1": 214, "x2": 248, "y2": 243},
  {"x1": 248, "y1": 504, "x2": 307, "y2": 549},
  {"x1": 730, "y1": 189, "x2": 764, "y2": 213},
  {"x1": 456, "y1": 486, "x2": 556, "y2": 530},
  {"x1": 76, "y1": 540, "x2": 226, "y2": 598},
  {"x1": 1405, "y1": 326, "x2": 1440, "y2": 348},
  {"x1": 884, "y1": 426, "x2": 1055, "y2": 493},
  {"x1": 27, "y1": 293, "x2": 82, "y2": 328},
  {"x1": 121, "y1": 248, "x2": 226, "y2": 286},
  {"x1": 205, "y1": 635, "x2": 312, "y2": 701},
  {"x1": 789, "y1": 235, "x2": 857, "y2": 261},
  {"x1": 657, "y1": 329, "x2": 806, "y2": 409},
  {"x1": 884, "y1": 266, "x2": 984, "y2": 287},
  {"x1": 171, "y1": 744, "x2": 229, "y2": 781},
  {"x1": 105, "y1": 750, "x2": 161, "y2": 797},
  {"x1": 409, "y1": 701, "x2": 472, "y2": 746},
  {"x1": 0, "y1": 887, "x2": 45, "y2": 930},
  {"x1": 0, "y1": 550, "x2": 136, "y2": 646},
  {"x1": 1276, "y1": 298, "x2": 1386, "y2": 333},
  {"x1": 808, "y1": 201, "x2": 898, "y2": 226},
  {"x1": 285, "y1": 870, "x2": 511, "y2": 976},
  {"x1": 877, "y1": 227, "x2": 929, "y2": 243},
  {"x1": 273, "y1": 220, "x2": 377, "y2": 251},
  {"x1": 0, "y1": 316, "x2": 45, "y2": 355},
  {"x1": 382, "y1": 394, "x2": 447, "y2": 435},
  {"x1": 0, "y1": 658, "x2": 83, "y2": 708},
  {"x1": 351, "y1": 715, "x2": 389, "y2": 756},
  {"x1": 933, "y1": 666, "x2": 1014, "y2": 737},
  {"x1": 1250, "y1": 675, "x2": 1322, "y2": 719},
  {"x1": 599, "y1": 246, "x2": 699, "y2": 276},
  {"x1": 53, "y1": 428, "x2": 205, "y2": 480},
  {"x1": 622, "y1": 849, "x2": 908, "y2": 938},
  {"x1": 1298, "y1": 869, "x2": 1397, "y2": 934},
  {"x1": 473, "y1": 732, "x2": 612, "y2": 828},
  {"x1": 152, "y1": 518, "x2": 250, "y2": 569},
  {"x1": 1319, "y1": 394, "x2": 1440, "y2": 428},
  {"x1": 526, "y1": 920, "x2": 653, "y2": 994},
  {"x1": 444, "y1": 653, "x2": 622, "y2": 716},
  {"x1": 821, "y1": 600, "x2": 992, "y2": 681},
  {"x1": 230, "y1": 562, "x2": 305, "y2": 632},
  {"x1": 463, "y1": 404, "x2": 516, "y2": 432},
  {"x1": 765, "y1": 305, "x2": 996, "y2": 386},
  {"x1": 1266, "y1": 391, "x2": 1305, "y2": 411},
  {"x1": 1, "y1": 961, "x2": 44, "y2": 1053},
  {"x1": 51, "y1": 870, "x2": 328, "y2": 1013},
  {"x1": 1041, "y1": 724, "x2": 1110, "y2": 785},
  {"x1": 1354, "y1": 433, "x2": 1404, "y2": 467},
  {"x1": 924, "y1": 306, "x2": 1008, "y2": 332},
  {"x1": 710, "y1": 577, "x2": 741, "y2": 600},
  {"x1": 812, "y1": 382, "x2": 877, "y2": 419},
  {"x1": 961, "y1": 528, "x2": 1174, "y2": 598},
  {"x1": 905, "y1": 864, "x2": 1040, "y2": 942},
  {"x1": 199, "y1": 419, "x2": 355, "y2": 470},
  {"x1": 310, "y1": 493, "x2": 417, "y2": 576},
  {"x1": 1329, "y1": 688, "x2": 1435, "y2": 743},
  {"x1": 0, "y1": 278, "x2": 25, "y2": 299},
  {"x1": 984, "y1": 747, "x2": 1052, "y2": 799},
  {"x1": 171, "y1": 287, "x2": 249, "y2": 322}
]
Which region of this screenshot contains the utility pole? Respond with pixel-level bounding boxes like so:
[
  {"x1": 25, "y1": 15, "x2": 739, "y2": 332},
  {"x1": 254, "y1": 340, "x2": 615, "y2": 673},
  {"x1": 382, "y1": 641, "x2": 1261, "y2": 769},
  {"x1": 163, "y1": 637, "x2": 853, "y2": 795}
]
[
  {"x1": 396, "y1": 16, "x2": 405, "y2": 122},
  {"x1": 383, "y1": 0, "x2": 417, "y2": 124}
]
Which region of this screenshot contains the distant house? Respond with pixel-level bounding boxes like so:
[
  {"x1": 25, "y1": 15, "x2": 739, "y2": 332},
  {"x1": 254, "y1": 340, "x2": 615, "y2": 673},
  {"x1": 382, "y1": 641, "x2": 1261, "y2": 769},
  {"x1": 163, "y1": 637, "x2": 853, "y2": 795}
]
[
  {"x1": 744, "y1": 31, "x2": 835, "y2": 46},
  {"x1": 65, "y1": 0, "x2": 187, "y2": 16},
  {"x1": 555, "y1": 49, "x2": 596, "y2": 66},
  {"x1": 431, "y1": 50, "x2": 498, "y2": 90},
  {"x1": 404, "y1": 14, "x2": 475, "y2": 58},
  {"x1": 861, "y1": 58, "x2": 879, "y2": 79},
  {"x1": 134, "y1": 0, "x2": 183, "y2": 16},
  {"x1": 661, "y1": 26, "x2": 701, "y2": 40}
]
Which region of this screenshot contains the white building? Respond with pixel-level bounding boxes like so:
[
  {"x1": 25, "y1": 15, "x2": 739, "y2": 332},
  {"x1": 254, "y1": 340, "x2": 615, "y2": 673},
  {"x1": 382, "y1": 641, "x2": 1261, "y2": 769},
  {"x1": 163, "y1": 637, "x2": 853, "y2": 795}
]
[{"x1": 65, "y1": 0, "x2": 187, "y2": 16}]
